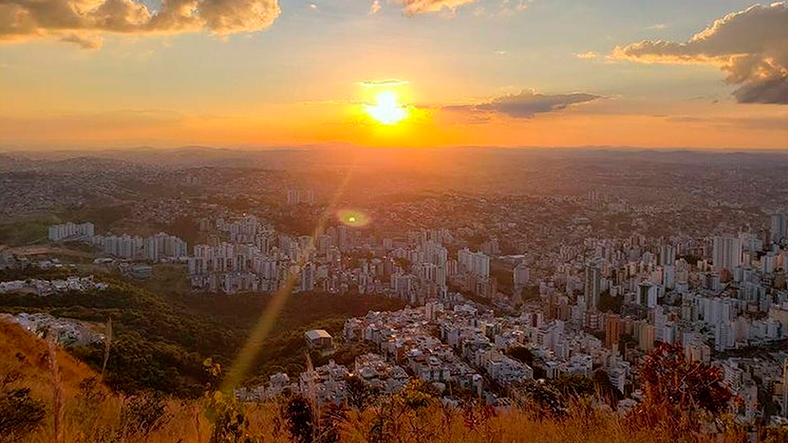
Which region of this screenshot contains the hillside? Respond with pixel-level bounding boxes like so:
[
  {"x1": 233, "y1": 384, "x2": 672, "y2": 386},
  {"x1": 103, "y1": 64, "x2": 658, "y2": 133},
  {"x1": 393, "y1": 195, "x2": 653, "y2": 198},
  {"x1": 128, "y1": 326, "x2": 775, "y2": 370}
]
[
  {"x1": 0, "y1": 320, "x2": 101, "y2": 398},
  {"x1": 0, "y1": 271, "x2": 405, "y2": 396},
  {"x1": 4, "y1": 319, "x2": 785, "y2": 443}
]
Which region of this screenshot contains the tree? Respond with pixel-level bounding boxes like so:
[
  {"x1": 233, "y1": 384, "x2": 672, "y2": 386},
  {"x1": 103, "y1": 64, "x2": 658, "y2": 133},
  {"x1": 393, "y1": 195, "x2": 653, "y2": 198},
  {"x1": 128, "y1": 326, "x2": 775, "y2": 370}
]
[
  {"x1": 599, "y1": 290, "x2": 622, "y2": 314},
  {"x1": 516, "y1": 380, "x2": 566, "y2": 418},
  {"x1": 592, "y1": 370, "x2": 623, "y2": 406},
  {"x1": 345, "y1": 375, "x2": 380, "y2": 409},
  {"x1": 552, "y1": 374, "x2": 595, "y2": 398},
  {"x1": 283, "y1": 395, "x2": 315, "y2": 443},
  {"x1": 630, "y1": 343, "x2": 733, "y2": 432},
  {"x1": 367, "y1": 380, "x2": 440, "y2": 443},
  {"x1": 506, "y1": 346, "x2": 535, "y2": 367}
]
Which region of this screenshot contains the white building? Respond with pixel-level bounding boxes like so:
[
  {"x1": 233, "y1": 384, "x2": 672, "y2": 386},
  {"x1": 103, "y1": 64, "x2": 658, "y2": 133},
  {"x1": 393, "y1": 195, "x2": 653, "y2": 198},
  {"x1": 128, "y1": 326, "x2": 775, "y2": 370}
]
[
  {"x1": 48, "y1": 222, "x2": 94, "y2": 242},
  {"x1": 513, "y1": 262, "x2": 530, "y2": 289},
  {"x1": 458, "y1": 248, "x2": 490, "y2": 278},
  {"x1": 713, "y1": 235, "x2": 742, "y2": 272}
]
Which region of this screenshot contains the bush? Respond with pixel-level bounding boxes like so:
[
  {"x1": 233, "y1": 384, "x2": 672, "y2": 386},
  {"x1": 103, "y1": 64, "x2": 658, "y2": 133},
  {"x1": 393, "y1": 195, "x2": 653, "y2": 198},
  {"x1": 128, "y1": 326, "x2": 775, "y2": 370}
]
[
  {"x1": 283, "y1": 395, "x2": 315, "y2": 443},
  {"x1": 116, "y1": 392, "x2": 172, "y2": 439},
  {"x1": 345, "y1": 375, "x2": 381, "y2": 409},
  {"x1": 516, "y1": 380, "x2": 567, "y2": 418},
  {"x1": 629, "y1": 343, "x2": 733, "y2": 433},
  {"x1": 0, "y1": 388, "x2": 46, "y2": 442}
]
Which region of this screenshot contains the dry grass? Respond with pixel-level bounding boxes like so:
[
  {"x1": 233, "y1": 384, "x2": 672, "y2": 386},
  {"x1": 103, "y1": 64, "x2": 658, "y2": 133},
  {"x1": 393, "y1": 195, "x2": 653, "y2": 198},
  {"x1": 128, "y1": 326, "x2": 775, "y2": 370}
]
[{"x1": 0, "y1": 321, "x2": 768, "y2": 443}]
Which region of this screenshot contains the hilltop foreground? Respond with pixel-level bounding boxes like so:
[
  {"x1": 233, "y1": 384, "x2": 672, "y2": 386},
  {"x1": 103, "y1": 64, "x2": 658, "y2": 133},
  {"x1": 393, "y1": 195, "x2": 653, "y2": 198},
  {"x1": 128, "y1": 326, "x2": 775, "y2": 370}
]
[{"x1": 2, "y1": 320, "x2": 785, "y2": 443}]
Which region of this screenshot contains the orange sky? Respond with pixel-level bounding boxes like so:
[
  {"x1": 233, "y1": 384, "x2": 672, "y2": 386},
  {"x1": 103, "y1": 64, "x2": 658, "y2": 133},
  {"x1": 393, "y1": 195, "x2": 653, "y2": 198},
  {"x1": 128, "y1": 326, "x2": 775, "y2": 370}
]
[{"x1": 0, "y1": 0, "x2": 786, "y2": 150}]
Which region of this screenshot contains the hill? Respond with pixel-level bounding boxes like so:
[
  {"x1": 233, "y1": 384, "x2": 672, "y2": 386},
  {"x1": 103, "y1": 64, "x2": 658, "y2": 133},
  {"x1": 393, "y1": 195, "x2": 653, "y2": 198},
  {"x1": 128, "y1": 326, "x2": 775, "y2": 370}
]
[
  {"x1": 4, "y1": 319, "x2": 784, "y2": 443},
  {"x1": 0, "y1": 273, "x2": 405, "y2": 396},
  {"x1": 0, "y1": 320, "x2": 101, "y2": 398}
]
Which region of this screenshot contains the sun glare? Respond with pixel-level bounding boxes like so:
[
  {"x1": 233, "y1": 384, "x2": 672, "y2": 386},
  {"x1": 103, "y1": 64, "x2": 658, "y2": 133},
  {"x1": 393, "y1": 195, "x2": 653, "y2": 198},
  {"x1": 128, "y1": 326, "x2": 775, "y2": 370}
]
[{"x1": 364, "y1": 91, "x2": 409, "y2": 125}]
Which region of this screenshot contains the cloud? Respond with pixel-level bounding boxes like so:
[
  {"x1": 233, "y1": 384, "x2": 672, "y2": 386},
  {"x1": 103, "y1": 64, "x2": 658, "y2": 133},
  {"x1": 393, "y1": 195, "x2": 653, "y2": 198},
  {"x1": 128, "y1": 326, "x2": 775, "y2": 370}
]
[
  {"x1": 575, "y1": 51, "x2": 599, "y2": 59},
  {"x1": 613, "y1": 2, "x2": 788, "y2": 104},
  {"x1": 358, "y1": 79, "x2": 410, "y2": 87},
  {"x1": 498, "y1": 0, "x2": 532, "y2": 17},
  {"x1": 515, "y1": 0, "x2": 530, "y2": 11},
  {"x1": 450, "y1": 90, "x2": 602, "y2": 118},
  {"x1": 646, "y1": 23, "x2": 668, "y2": 30},
  {"x1": 369, "y1": 0, "x2": 381, "y2": 14},
  {"x1": 665, "y1": 115, "x2": 788, "y2": 131},
  {"x1": 0, "y1": 0, "x2": 281, "y2": 49},
  {"x1": 393, "y1": 0, "x2": 480, "y2": 15},
  {"x1": 60, "y1": 33, "x2": 103, "y2": 50}
]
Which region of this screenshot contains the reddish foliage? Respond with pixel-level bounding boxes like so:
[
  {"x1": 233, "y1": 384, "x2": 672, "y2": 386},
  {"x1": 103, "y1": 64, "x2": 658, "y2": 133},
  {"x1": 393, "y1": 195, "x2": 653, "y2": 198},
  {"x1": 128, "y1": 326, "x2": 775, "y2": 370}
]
[{"x1": 639, "y1": 343, "x2": 733, "y2": 416}]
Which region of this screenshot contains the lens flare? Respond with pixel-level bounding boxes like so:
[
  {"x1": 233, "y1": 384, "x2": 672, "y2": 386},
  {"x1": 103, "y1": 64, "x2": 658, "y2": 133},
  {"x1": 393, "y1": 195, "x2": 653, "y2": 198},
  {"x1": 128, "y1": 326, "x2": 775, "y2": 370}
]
[
  {"x1": 337, "y1": 209, "x2": 370, "y2": 227},
  {"x1": 221, "y1": 170, "x2": 359, "y2": 394}
]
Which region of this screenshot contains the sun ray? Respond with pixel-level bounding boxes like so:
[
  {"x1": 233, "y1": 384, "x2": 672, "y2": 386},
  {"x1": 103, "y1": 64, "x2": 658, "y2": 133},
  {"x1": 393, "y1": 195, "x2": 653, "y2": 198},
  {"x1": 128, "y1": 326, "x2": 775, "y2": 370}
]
[{"x1": 220, "y1": 164, "x2": 359, "y2": 393}]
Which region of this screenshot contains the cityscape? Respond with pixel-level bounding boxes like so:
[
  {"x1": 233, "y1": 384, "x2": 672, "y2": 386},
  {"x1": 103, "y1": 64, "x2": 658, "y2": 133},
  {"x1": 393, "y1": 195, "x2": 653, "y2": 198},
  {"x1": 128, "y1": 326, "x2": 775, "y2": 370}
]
[
  {"x1": 1, "y1": 0, "x2": 787, "y2": 441},
  {"x1": 1, "y1": 147, "x2": 787, "y2": 442}
]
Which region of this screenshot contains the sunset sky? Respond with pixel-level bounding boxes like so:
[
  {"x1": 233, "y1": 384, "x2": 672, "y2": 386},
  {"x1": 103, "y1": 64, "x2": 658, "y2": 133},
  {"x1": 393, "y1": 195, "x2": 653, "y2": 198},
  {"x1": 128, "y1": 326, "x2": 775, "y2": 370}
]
[{"x1": 0, "y1": 0, "x2": 786, "y2": 149}]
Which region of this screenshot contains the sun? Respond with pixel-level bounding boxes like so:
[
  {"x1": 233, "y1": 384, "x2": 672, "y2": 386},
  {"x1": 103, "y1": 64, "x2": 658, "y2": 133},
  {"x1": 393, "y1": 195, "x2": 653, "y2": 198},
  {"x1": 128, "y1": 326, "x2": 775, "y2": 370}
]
[{"x1": 364, "y1": 91, "x2": 409, "y2": 125}]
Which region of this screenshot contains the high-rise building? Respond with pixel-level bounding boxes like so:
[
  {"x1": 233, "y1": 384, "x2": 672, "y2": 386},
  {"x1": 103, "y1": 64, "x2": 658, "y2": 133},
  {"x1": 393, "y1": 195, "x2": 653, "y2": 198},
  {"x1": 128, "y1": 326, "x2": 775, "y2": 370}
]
[
  {"x1": 605, "y1": 314, "x2": 622, "y2": 349},
  {"x1": 584, "y1": 264, "x2": 602, "y2": 311},
  {"x1": 770, "y1": 213, "x2": 787, "y2": 244},
  {"x1": 513, "y1": 261, "x2": 530, "y2": 289},
  {"x1": 48, "y1": 222, "x2": 95, "y2": 242},
  {"x1": 762, "y1": 252, "x2": 777, "y2": 274},
  {"x1": 663, "y1": 264, "x2": 676, "y2": 289},
  {"x1": 337, "y1": 225, "x2": 349, "y2": 252},
  {"x1": 783, "y1": 359, "x2": 788, "y2": 418},
  {"x1": 300, "y1": 263, "x2": 315, "y2": 292},
  {"x1": 638, "y1": 282, "x2": 657, "y2": 308},
  {"x1": 286, "y1": 189, "x2": 299, "y2": 205},
  {"x1": 639, "y1": 324, "x2": 655, "y2": 352},
  {"x1": 712, "y1": 235, "x2": 742, "y2": 272},
  {"x1": 659, "y1": 245, "x2": 676, "y2": 266},
  {"x1": 458, "y1": 248, "x2": 490, "y2": 278}
]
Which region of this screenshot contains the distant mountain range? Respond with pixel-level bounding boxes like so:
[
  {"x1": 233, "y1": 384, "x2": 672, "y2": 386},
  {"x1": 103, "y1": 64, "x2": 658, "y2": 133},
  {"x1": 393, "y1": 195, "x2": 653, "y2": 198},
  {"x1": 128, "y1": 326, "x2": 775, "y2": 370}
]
[{"x1": 1, "y1": 145, "x2": 787, "y2": 173}]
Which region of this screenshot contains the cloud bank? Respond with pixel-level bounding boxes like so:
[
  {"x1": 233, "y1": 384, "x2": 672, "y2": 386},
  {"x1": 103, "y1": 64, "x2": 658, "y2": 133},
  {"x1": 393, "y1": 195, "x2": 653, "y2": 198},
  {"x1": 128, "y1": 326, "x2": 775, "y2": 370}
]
[
  {"x1": 0, "y1": 0, "x2": 281, "y2": 48},
  {"x1": 613, "y1": 2, "x2": 788, "y2": 104}
]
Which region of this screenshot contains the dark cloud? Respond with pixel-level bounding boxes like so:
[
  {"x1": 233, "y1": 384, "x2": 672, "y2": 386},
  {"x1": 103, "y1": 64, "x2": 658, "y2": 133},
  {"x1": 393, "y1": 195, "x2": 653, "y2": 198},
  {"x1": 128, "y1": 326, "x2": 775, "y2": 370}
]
[
  {"x1": 0, "y1": 0, "x2": 281, "y2": 48},
  {"x1": 613, "y1": 3, "x2": 788, "y2": 104},
  {"x1": 464, "y1": 90, "x2": 602, "y2": 118}
]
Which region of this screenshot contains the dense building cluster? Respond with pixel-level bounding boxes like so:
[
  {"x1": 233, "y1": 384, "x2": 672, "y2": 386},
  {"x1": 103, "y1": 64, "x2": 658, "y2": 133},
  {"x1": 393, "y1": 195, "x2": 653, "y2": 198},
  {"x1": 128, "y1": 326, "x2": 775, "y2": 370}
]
[
  {"x1": 0, "y1": 312, "x2": 103, "y2": 346},
  {"x1": 92, "y1": 232, "x2": 187, "y2": 261},
  {"x1": 0, "y1": 275, "x2": 107, "y2": 296},
  {"x1": 3, "y1": 151, "x2": 787, "y2": 427},
  {"x1": 224, "y1": 209, "x2": 788, "y2": 425},
  {"x1": 48, "y1": 222, "x2": 95, "y2": 242},
  {"x1": 47, "y1": 221, "x2": 188, "y2": 262}
]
